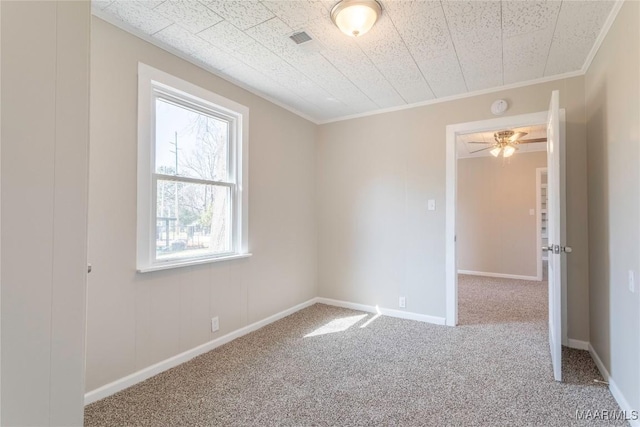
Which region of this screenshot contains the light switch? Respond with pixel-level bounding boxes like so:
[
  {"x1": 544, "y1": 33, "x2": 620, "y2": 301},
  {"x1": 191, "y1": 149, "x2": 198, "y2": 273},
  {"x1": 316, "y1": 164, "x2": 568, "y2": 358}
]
[
  {"x1": 427, "y1": 199, "x2": 436, "y2": 211},
  {"x1": 529, "y1": 209, "x2": 535, "y2": 216},
  {"x1": 629, "y1": 270, "x2": 635, "y2": 293}
]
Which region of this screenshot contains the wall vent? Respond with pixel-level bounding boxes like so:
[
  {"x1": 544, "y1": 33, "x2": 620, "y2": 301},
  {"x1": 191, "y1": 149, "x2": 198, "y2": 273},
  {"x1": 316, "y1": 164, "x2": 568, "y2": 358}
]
[{"x1": 289, "y1": 31, "x2": 313, "y2": 45}]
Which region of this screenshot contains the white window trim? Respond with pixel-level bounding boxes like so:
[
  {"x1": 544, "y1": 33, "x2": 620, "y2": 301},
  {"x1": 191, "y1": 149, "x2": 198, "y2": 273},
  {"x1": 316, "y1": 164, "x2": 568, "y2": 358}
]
[{"x1": 137, "y1": 63, "x2": 250, "y2": 273}]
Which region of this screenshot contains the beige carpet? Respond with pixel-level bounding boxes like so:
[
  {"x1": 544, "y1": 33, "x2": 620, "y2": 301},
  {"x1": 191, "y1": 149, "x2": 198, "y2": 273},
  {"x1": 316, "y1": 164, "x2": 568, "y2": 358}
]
[{"x1": 85, "y1": 275, "x2": 623, "y2": 426}]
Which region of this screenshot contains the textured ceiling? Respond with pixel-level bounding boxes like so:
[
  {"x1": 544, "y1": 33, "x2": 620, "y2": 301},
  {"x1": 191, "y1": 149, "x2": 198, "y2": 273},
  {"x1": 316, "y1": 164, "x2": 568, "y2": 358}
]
[
  {"x1": 93, "y1": 0, "x2": 617, "y2": 122},
  {"x1": 457, "y1": 124, "x2": 547, "y2": 158}
]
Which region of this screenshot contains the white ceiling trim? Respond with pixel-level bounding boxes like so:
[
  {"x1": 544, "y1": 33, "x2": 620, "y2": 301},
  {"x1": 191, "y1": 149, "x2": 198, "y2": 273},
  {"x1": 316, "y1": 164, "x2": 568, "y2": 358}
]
[
  {"x1": 579, "y1": 0, "x2": 624, "y2": 74},
  {"x1": 93, "y1": 1, "x2": 624, "y2": 126},
  {"x1": 317, "y1": 68, "x2": 584, "y2": 124},
  {"x1": 92, "y1": 8, "x2": 320, "y2": 124}
]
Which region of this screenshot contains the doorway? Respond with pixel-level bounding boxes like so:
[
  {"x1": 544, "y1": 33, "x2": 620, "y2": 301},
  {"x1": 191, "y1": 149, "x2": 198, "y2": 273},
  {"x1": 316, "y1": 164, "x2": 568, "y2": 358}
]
[
  {"x1": 454, "y1": 124, "x2": 548, "y2": 326},
  {"x1": 444, "y1": 106, "x2": 567, "y2": 352},
  {"x1": 455, "y1": 125, "x2": 548, "y2": 283}
]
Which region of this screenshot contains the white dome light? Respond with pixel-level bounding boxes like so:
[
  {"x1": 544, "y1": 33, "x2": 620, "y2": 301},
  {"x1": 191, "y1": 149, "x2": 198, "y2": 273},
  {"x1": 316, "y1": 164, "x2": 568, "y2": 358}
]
[{"x1": 331, "y1": 0, "x2": 382, "y2": 37}]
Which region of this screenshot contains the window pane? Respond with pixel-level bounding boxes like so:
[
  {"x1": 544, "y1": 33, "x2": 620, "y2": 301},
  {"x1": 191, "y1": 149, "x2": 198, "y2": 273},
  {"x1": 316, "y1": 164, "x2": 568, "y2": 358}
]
[
  {"x1": 155, "y1": 98, "x2": 229, "y2": 182},
  {"x1": 156, "y1": 180, "x2": 232, "y2": 261}
]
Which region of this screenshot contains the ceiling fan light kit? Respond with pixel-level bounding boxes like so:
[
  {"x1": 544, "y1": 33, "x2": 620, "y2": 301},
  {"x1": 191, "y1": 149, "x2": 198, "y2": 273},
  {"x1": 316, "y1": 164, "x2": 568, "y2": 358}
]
[
  {"x1": 331, "y1": 0, "x2": 382, "y2": 37},
  {"x1": 468, "y1": 129, "x2": 547, "y2": 158},
  {"x1": 502, "y1": 145, "x2": 516, "y2": 158}
]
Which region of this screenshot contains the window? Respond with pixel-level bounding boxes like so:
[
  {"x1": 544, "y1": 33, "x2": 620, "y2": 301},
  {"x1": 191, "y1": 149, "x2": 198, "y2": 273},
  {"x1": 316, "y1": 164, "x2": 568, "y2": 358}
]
[{"x1": 137, "y1": 64, "x2": 249, "y2": 272}]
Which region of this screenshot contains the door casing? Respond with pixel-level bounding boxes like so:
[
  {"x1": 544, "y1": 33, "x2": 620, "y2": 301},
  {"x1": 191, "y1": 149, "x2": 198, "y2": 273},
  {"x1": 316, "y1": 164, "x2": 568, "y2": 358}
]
[{"x1": 444, "y1": 109, "x2": 567, "y2": 347}]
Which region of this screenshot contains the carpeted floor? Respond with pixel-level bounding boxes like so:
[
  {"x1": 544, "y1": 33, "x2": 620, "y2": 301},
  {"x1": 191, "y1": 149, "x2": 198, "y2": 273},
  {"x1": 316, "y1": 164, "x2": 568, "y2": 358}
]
[{"x1": 85, "y1": 275, "x2": 624, "y2": 426}]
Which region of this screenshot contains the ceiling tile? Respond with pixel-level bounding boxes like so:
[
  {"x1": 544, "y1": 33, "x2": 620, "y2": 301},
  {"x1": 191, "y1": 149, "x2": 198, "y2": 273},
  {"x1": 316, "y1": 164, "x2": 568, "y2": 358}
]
[
  {"x1": 375, "y1": 58, "x2": 435, "y2": 103},
  {"x1": 321, "y1": 45, "x2": 374, "y2": 74},
  {"x1": 442, "y1": 1, "x2": 503, "y2": 91},
  {"x1": 386, "y1": 1, "x2": 453, "y2": 60},
  {"x1": 220, "y1": 62, "x2": 269, "y2": 87},
  {"x1": 373, "y1": 95, "x2": 406, "y2": 110},
  {"x1": 261, "y1": 0, "x2": 329, "y2": 30},
  {"x1": 320, "y1": 49, "x2": 404, "y2": 105},
  {"x1": 245, "y1": 17, "x2": 294, "y2": 46},
  {"x1": 244, "y1": 17, "x2": 316, "y2": 63},
  {"x1": 141, "y1": 0, "x2": 167, "y2": 9},
  {"x1": 503, "y1": 29, "x2": 553, "y2": 84},
  {"x1": 463, "y1": 71, "x2": 503, "y2": 92},
  {"x1": 442, "y1": 1, "x2": 502, "y2": 52},
  {"x1": 104, "y1": 1, "x2": 172, "y2": 34},
  {"x1": 394, "y1": 82, "x2": 435, "y2": 104},
  {"x1": 154, "y1": 24, "x2": 207, "y2": 54},
  {"x1": 154, "y1": 0, "x2": 223, "y2": 34},
  {"x1": 457, "y1": 45, "x2": 503, "y2": 91},
  {"x1": 545, "y1": 0, "x2": 615, "y2": 76},
  {"x1": 198, "y1": 21, "x2": 256, "y2": 53},
  {"x1": 152, "y1": 24, "x2": 239, "y2": 73},
  {"x1": 415, "y1": 53, "x2": 467, "y2": 98},
  {"x1": 193, "y1": 46, "x2": 244, "y2": 72},
  {"x1": 235, "y1": 41, "x2": 289, "y2": 73},
  {"x1": 220, "y1": 63, "x2": 311, "y2": 110},
  {"x1": 96, "y1": 0, "x2": 617, "y2": 122},
  {"x1": 502, "y1": 1, "x2": 561, "y2": 38},
  {"x1": 293, "y1": 56, "x2": 372, "y2": 104},
  {"x1": 355, "y1": 15, "x2": 408, "y2": 64},
  {"x1": 384, "y1": 0, "x2": 441, "y2": 15},
  {"x1": 304, "y1": 16, "x2": 360, "y2": 55},
  {"x1": 201, "y1": 0, "x2": 275, "y2": 30}
]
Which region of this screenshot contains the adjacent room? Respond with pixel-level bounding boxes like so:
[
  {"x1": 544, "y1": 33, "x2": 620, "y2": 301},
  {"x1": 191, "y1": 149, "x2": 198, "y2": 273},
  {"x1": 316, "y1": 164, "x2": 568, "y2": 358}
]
[
  {"x1": 456, "y1": 125, "x2": 549, "y2": 325},
  {"x1": 2, "y1": 0, "x2": 639, "y2": 426}
]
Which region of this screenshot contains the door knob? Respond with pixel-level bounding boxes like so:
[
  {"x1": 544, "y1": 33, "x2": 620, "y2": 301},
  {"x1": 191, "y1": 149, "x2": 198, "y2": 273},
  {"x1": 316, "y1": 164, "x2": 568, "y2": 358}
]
[{"x1": 561, "y1": 246, "x2": 572, "y2": 253}]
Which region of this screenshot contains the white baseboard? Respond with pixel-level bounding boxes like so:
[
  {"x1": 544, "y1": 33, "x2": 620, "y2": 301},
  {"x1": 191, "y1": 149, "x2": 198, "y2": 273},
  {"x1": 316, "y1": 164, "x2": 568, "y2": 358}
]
[
  {"x1": 609, "y1": 377, "x2": 640, "y2": 426},
  {"x1": 589, "y1": 344, "x2": 640, "y2": 426},
  {"x1": 316, "y1": 297, "x2": 446, "y2": 326},
  {"x1": 84, "y1": 297, "x2": 318, "y2": 405},
  {"x1": 589, "y1": 343, "x2": 610, "y2": 381},
  {"x1": 458, "y1": 270, "x2": 539, "y2": 281},
  {"x1": 567, "y1": 339, "x2": 589, "y2": 351}
]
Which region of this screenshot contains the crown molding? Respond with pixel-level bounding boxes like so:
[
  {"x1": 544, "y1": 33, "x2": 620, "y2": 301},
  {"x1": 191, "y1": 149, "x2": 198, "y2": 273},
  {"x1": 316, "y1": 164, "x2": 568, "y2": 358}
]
[
  {"x1": 317, "y1": 70, "x2": 584, "y2": 124},
  {"x1": 580, "y1": 0, "x2": 625, "y2": 74}
]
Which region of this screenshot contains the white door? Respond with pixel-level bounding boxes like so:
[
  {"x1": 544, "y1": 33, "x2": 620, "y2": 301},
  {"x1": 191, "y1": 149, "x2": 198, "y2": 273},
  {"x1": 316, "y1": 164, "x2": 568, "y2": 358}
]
[{"x1": 546, "y1": 90, "x2": 564, "y2": 382}]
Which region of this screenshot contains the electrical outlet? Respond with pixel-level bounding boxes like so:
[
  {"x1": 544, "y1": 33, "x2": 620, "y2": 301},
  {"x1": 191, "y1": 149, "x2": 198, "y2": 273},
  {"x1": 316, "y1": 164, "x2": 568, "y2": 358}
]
[
  {"x1": 399, "y1": 297, "x2": 406, "y2": 308},
  {"x1": 629, "y1": 270, "x2": 635, "y2": 293},
  {"x1": 211, "y1": 317, "x2": 219, "y2": 332}
]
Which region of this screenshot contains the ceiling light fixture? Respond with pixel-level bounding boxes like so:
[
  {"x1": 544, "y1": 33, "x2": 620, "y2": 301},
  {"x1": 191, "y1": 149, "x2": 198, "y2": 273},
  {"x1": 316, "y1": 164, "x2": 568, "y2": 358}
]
[
  {"x1": 468, "y1": 129, "x2": 548, "y2": 158},
  {"x1": 330, "y1": 0, "x2": 382, "y2": 37},
  {"x1": 502, "y1": 145, "x2": 516, "y2": 158}
]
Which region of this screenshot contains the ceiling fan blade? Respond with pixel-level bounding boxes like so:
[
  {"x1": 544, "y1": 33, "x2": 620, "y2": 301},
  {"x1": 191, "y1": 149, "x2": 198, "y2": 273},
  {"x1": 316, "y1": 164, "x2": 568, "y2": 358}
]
[
  {"x1": 467, "y1": 141, "x2": 492, "y2": 144},
  {"x1": 518, "y1": 138, "x2": 547, "y2": 144},
  {"x1": 509, "y1": 131, "x2": 528, "y2": 142},
  {"x1": 469, "y1": 146, "x2": 495, "y2": 154}
]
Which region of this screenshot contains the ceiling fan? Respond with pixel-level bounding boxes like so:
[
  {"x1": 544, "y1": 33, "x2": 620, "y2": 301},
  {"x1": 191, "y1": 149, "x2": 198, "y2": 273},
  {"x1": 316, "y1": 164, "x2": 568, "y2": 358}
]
[{"x1": 468, "y1": 130, "x2": 547, "y2": 158}]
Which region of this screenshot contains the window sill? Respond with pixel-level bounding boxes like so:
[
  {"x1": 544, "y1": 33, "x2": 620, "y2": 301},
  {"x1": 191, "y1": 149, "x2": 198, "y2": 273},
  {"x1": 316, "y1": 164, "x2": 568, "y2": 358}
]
[{"x1": 137, "y1": 253, "x2": 252, "y2": 273}]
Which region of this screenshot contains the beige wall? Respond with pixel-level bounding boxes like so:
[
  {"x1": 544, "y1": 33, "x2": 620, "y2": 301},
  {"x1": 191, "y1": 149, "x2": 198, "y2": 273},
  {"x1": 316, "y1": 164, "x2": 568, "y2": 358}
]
[
  {"x1": 86, "y1": 18, "x2": 317, "y2": 392},
  {"x1": 317, "y1": 75, "x2": 589, "y2": 341},
  {"x1": 1, "y1": 1, "x2": 90, "y2": 425},
  {"x1": 586, "y1": 0, "x2": 640, "y2": 411},
  {"x1": 457, "y1": 152, "x2": 547, "y2": 278}
]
